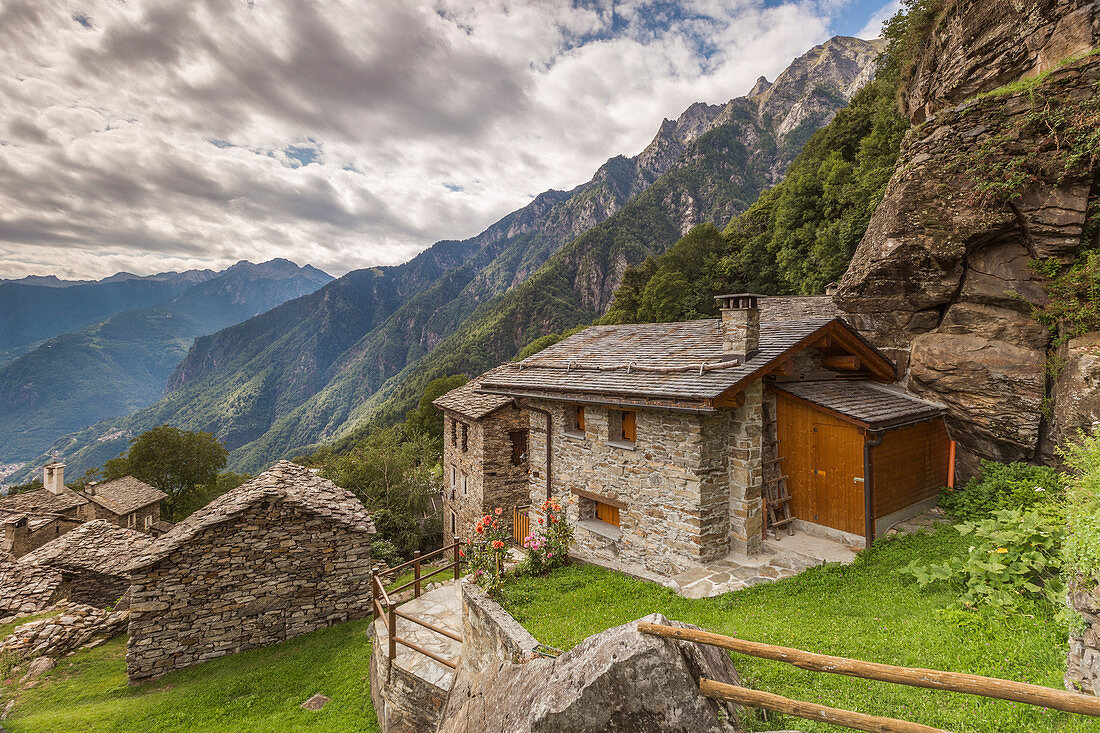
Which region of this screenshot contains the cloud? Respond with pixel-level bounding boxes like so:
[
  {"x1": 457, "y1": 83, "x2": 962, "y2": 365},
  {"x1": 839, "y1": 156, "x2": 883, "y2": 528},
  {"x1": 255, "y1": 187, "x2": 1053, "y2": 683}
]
[
  {"x1": 0, "y1": 0, "x2": 872, "y2": 280},
  {"x1": 856, "y1": 0, "x2": 903, "y2": 40}
]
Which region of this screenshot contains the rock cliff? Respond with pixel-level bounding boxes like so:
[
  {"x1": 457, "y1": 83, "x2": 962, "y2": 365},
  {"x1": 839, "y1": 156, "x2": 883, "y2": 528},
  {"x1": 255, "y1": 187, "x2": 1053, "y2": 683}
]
[{"x1": 835, "y1": 0, "x2": 1100, "y2": 475}]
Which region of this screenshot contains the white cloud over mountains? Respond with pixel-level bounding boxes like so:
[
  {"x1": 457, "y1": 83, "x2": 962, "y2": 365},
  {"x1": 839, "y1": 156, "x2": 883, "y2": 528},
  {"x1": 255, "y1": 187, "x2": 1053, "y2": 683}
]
[{"x1": 0, "y1": 0, "x2": 869, "y2": 279}]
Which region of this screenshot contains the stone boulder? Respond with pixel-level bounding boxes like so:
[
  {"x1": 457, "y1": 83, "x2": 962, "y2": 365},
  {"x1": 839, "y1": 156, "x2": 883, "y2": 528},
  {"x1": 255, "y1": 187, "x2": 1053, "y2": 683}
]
[
  {"x1": 438, "y1": 613, "x2": 743, "y2": 733},
  {"x1": 1045, "y1": 333, "x2": 1100, "y2": 461},
  {"x1": 1067, "y1": 577, "x2": 1100, "y2": 695}
]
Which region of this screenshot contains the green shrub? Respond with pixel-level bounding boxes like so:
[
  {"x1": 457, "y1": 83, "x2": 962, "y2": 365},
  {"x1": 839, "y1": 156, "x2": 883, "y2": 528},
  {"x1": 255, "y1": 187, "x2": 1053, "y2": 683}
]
[
  {"x1": 901, "y1": 507, "x2": 1066, "y2": 610},
  {"x1": 1060, "y1": 429, "x2": 1100, "y2": 580},
  {"x1": 939, "y1": 459, "x2": 1064, "y2": 521},
  {"x1": 370, "y1": 539, "x2": 403, "y2": 568}
]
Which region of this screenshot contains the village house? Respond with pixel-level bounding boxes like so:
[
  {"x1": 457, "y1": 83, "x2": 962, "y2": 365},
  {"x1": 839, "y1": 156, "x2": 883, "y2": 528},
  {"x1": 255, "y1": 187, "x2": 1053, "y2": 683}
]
[
  {"x1": 125, "y1": 460, "x2": 376, "y2": 683},
  {"x1": 0, "y1": 463, "x2": 166, "y2": 558},
  {"x1": 438, "y1": 295, "x2": 952, "y2": 580},
  {"x1": 19, "y1": 519, "x2": 153, "y2": 608}
]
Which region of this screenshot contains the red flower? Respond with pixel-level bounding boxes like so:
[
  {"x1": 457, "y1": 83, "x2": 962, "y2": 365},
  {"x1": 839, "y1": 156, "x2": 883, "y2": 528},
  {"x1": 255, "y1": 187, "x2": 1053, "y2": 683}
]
[
  {"x1": 483, "y1": 515, "x2": 491, "y2": 523},
  {"x1": 495, "y1": 507, "x2": 503, "y2": 516},
  {"x1": 475, "y1": 523, "x2": 484, "y2": 534},
  {"x1": 538, "y1": 518, "x2": 544, "y2": 525},
  {"x1": 459, "y1": 549, "x2": 466, "y2": 558},
  {"x1": 491, "y1": 540, "x2": 505, "y2": 549}
]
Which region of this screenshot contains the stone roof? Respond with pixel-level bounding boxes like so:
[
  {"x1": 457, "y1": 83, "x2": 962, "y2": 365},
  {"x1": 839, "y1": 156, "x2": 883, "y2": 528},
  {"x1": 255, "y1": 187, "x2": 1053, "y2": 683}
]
[
  {"x1": 0, "y1": 511, "x2": 69, "y2": 532},
  {"x1": 85, "y1": 476, "x2": 167, "y2": 515},
  {"x1": 0, "y1": 486, "x2": 87, "y2": 515},
  {"x1": 0, "y1": 554, "x2": 61, "y2": 618},
  {"x1": 481, "y1": 318, "x2": 840, "y2": 406},
  {"x1": 773, "y1": 380, "x2": 945, "y2": 429},
  {"x1": 19, "y1": 520, "x2": 154, "y2": 577},
  {"x1": 432, "y1": 367, "x2": 514, "y2": 421},
  {"x1": 128, "y1": 461, "x2": 376, "y2": 571}
]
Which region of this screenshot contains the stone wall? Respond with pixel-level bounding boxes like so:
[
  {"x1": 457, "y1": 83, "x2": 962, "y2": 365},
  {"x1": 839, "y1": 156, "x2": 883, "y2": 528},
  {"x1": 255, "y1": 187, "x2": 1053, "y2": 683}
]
[
  {"x1": 62, "y1": 568, "x2": 129, "y2": 609},
  {"x1": 1, "y1": 516, "x2": 82, "y2": 558},
  {"x1": 0, "y1": 604, "x2": 129, "y2": 661},
  {"x1": 442, "y1": 405, "x2": 529, "y2": 546},
  {"x1": 81, "y1": 500, "x2": 160, "y2": 532},
  {"x1": 126, "y1": 500, "x2": 373, "y2": 682},
  {"x1": 525, "y1": 393, "x2": 761, "y2": 578},
  {"x1": 1068, "y1": 577, "x2": 1100, "y2": 695},
  {"x1": 368, "y1": 622, "x2": 450, "y2": 733},
  {"x1": 460, "y1": 579, "x2": 538, "y2": 676}
]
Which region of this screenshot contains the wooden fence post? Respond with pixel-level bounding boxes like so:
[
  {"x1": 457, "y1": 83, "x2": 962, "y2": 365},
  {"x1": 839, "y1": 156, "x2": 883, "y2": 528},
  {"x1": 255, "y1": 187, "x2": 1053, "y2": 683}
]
[
  {"x1": 413, "y1": 550, "x2": 421, "y2": 598},
  {"x1": 453, "y1": 540, "x2": 461, "y2": 580},
  {"x1": 388, "y1": 603, "x2": 397, "y2": 665}
]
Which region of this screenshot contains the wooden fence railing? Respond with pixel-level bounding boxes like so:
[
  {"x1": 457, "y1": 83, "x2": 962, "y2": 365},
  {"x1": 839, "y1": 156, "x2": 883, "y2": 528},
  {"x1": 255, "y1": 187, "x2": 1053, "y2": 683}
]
[
  {"x1": 372, "y1": 540, "x2": 466, "y2": 672},
  {"x1": 638, "y1": 622, "x2": 1100, "y2": 733},
  {"x1": 513, "y1": 505, "x2": 530, "y2": 547}
]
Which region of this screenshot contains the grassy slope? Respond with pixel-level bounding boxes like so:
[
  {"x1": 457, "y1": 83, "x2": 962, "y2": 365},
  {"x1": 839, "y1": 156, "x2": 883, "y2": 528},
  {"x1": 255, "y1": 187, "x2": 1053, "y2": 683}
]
[
  {"x1": 499, "y1": 527, "x2": 1095, "y2": 733},
  {"x1": 2, "y1": 621, "x2": 379, "y2": 733}
]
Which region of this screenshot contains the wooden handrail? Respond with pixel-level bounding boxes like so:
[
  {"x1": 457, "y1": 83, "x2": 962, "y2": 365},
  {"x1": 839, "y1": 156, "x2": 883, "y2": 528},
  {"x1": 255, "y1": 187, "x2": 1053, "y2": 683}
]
[
  {"x1": 388, "y1": 562, "x2": 466, "y2": 595},
  {"x1": 639, "y1": 623, "x2": 1100, "y2": 718},
  {"x1": 387, "y1": 541, "x2": 464, "y2": 574},
  {"x1": 394, "y1": 636, "x2": 458, "y2": 670},
  {"x1": 699, "y1": 678, "x2": 949, "y2": 733},
  {"x1": 394, "y1": 608, "x2": 463, "y2": 643},
  {"x1": 373, "y1": 572, "x2": 391, "y2": 608}
]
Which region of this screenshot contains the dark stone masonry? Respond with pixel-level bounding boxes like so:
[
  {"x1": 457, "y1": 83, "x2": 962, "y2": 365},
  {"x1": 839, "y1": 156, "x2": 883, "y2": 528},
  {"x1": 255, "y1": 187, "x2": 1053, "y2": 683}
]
[
  {"x1": 124, "y1": 461, "x2": 376, "y2": 683},
  {"x1": 1068, "y1": 577, "x2": 1100, "y2": 695}
]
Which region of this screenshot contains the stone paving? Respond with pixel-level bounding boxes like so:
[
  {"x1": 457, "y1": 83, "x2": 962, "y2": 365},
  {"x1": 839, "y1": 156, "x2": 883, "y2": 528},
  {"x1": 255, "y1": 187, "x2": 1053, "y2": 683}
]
[
  {"x1": 670, "y1": 509, "x2": 948, "y2": 599},
  {"x1": 373, "y1": 580, "x2": 464, "y2": 691}
]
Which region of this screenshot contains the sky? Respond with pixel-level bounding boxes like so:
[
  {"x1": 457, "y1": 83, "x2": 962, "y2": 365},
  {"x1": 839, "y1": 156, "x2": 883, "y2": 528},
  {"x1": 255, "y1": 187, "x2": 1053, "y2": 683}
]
[{"x1": 0, "y1": 0, "x2": 901, "y2": 281}]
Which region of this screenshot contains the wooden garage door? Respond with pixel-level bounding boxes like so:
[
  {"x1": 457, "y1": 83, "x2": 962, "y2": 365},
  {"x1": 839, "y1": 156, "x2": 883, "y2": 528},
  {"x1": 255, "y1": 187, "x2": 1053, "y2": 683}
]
[{"x1": 775, "y1": 392, "x2": 865, "y2": 536}]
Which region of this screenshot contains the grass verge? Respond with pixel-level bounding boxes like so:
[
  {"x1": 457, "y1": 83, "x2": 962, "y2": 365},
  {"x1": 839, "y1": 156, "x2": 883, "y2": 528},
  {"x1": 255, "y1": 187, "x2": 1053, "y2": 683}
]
[
  {"x1": 1, "y1": 619, "x2": 379, "y2": 733},
  {"x1": 498, "y1": 526, "x2": 1096, "y2": 733}
]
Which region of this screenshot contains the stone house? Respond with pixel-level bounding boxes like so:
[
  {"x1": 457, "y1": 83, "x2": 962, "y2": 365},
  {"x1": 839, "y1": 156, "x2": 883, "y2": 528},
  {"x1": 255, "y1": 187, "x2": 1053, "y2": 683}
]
[
  {"x1": 439, "y1": 296, "x2": 952, "y2": 580},
  {"x1": 432, "y1": 367, "x2": 530, "y2": 547},
  {"x1": 79, "y1": 475, "x2": 167, "y2": 531},
  {"x1": 19, "y1": 519, "x2": 153, "y2": 608},
  {"x1": 125, "y1": 460, "x2": 376, "y2": 683},
  {"x1": 0, "y1": 511, "x2": 83, "y2": 558}
]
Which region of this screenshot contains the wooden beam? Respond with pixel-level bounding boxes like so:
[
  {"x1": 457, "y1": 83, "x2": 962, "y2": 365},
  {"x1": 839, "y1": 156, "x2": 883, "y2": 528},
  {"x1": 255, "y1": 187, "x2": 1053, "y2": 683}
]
[
  {"x1": 639, "y1": 623, "x2": 1100, "y2": 718},
  {"x1": 571, "y1": 487, "x2": 627, "y2": 510},
  {"x1": 698, "y1": 678, "x2": 949, "y2": 733},
  {"x1": 714, "y1": 390, "x2": 746, "y2": 408},
  {"x1": 822, "y1": 355, "x2": 862, "y2": 371}
]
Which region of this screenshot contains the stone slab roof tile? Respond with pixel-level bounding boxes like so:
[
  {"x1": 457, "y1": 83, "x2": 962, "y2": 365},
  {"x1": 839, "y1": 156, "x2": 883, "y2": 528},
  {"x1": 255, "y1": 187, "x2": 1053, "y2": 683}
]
[
  {"x1": 0, "y1": 487, "x2": 87, "y2": 514},
  {"x1": 0, "y1": 554, "x2": 61, "y2": 617},
  {"x1": 773, "y1": 380, "x2": 945, "y2": 429},
  {"x1": 19, "y1": 519, "x2": 155, "y2": 577},
  {"x1": 127, "y1": 461, "x2": 375, "y2": 572},
  {"x1": 432, "y1": 367, "x2": 514, "y2": 421},
  {"x1": 481, "y1": 318, "x2": 834, "y2": 404},
  {"x1": 85, "y1": 476, "x2": 167, "y2": 515}
]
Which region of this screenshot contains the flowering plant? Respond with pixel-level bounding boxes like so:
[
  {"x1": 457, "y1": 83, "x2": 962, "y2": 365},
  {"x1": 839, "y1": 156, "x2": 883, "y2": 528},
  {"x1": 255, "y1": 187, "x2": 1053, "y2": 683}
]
[
  {"x1": 467, "y1": 510, "x2": 512, "y2": 594},
  {"x1": 519, "y1": 496, "x2": 573, "y2": 576}
]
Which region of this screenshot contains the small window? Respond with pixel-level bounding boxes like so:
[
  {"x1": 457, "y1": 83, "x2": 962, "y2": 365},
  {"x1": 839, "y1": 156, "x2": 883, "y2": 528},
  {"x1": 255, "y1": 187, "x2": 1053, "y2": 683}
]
[
  {"x1": 566, "y1": 406, "x2": 585, "y2": 437},
  {"x1": 450, "y1": 465, "x2": 456, "y2": 486},
  {"x1": 127, "y1": 513, "x2": 136, "y2": 528},
  {"x1": 461, "y1": 423, "x2": 469, "y2": 452},
  {"x1": 595, "y1": 501, "x2": 620, "y2": 527},
  {"x1": 510, "y1": 430, "x2": 528, "y2": 466},
  {"x1": 451, "y1": 511, "x2": 457, "y2": 536},
  {"x1": 462, "y1": 473, "x2": 468, "y2": 495},
  {"x1": 450, "y1": 418, "x2": 457, "y2": 446},
  {"x1": 144, "y1": 515, "x2": 153, "y2": 529},
  {"x1": 620, "y1": 411, "x2": 636, "y2": 443}
]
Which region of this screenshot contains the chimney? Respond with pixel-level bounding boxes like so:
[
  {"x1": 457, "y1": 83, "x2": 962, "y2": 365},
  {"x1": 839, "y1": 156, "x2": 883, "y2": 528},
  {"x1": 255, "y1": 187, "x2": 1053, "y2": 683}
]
[
  {"x1": 43, "y1": 462, "x2": 65, "y2": 495},
  {"x1": 715, "y1": 293, "x2": 762, "y2": 361},
  {"x1": 85, "y1": 481, "x2": 97, "y2": 496}
]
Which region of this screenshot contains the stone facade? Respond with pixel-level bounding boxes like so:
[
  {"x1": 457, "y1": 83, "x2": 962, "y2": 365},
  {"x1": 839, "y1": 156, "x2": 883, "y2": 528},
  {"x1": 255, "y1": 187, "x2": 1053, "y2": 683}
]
[
  {"x1": 441, "y1": 404, "x2": 529, "y2": 545},
  {"x1": 126, "y1": 462, "x2": 375, "y2": 682},
  {"x1": 81, "y1": 499, "x2": 161, "y2": 532},
  {"x1": 524, "y1": 382, "x2": 764, "y2": 579},
  {"x1": 1068, "y1": 577, "x2": 1100, "y2": 695},
  {"x1": 0, "y1": 514, "x2": 82, "y2": 558}
]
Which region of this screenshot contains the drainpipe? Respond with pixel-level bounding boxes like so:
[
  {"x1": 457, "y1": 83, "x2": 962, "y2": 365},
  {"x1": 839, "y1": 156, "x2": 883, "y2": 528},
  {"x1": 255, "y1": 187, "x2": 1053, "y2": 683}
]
[
  {"x1": 863, "y1": 431, "x2": 885, "y2": 546},
  {"x1": 515, "y1": 400, "x2": 552, "y2": 501}
]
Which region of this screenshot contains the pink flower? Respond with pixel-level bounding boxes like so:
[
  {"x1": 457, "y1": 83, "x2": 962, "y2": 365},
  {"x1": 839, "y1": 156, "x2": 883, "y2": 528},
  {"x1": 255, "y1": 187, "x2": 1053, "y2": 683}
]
[{"x1": 495, "y1": 507, "x2": 503, "y2": 516}]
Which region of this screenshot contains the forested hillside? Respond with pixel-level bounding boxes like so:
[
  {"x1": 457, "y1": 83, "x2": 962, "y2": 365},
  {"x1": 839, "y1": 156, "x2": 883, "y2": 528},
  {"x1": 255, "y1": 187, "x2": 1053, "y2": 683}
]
[
  {"x1": 21, "y1": 35, "x2": 881, "y2": 477},
  {"x1": 0, "y1": 260, "x2": 331, "y2": 469}
]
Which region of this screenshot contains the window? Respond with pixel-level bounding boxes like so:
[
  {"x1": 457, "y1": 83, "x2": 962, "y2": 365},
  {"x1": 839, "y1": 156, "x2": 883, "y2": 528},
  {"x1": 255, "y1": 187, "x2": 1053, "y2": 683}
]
[
  {"x1": 609, "y1": 409, "x2": 637, "y2": 447},
  {"x1": 462, "y1": 473, "x2": 468, "y2": 495},
  {"x1": 450, "y1": 418, "x2": 457, "y2": 447},
  {"x1": 127, "y1": 513, "x2": 136, "y2": 528},
  {"x1": 451, "y1": 511, "x2": 457, "y2": 536},
  {"x1": 595, "y1": 500, "x2": 620, "y2": 527},
  {"x1": 566, "y1": 406, "x2": 585, "y2": 437},
  {"x1": 510, "y1": 429, "x2": 528, "y2": 466},
  {"x1": 145, "y1": 515, "x2": 153, "y2": 529},
  {"x1": 461, "y1": 423, "x2": 469, "y2": 452}
]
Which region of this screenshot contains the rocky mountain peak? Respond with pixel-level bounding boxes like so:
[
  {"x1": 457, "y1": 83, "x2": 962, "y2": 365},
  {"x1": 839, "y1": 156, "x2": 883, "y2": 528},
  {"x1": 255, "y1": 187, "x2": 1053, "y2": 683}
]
[{"x1": 747, "y1": 75, "x2": 772, "y2": 97}]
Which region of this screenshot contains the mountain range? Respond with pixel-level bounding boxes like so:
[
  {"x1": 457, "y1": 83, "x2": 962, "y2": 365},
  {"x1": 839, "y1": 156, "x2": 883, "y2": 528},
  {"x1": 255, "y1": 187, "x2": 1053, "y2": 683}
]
[
  {"x1": 0, "y1": 259, "x2": 331, "y2": 468},
  {"x1": 7, "y1": 35, "x2": 884, "y2": 480}
]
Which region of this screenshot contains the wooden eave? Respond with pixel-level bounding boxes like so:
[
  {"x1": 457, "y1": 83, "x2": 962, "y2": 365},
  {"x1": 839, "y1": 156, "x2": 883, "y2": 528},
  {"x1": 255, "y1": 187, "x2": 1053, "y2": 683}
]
[
  {"x1": 713, "y1": 320, "x2": 895, "y2": 406},
  {"x1": 478, "y1": 386, "x2": 715, "y2": 413}
]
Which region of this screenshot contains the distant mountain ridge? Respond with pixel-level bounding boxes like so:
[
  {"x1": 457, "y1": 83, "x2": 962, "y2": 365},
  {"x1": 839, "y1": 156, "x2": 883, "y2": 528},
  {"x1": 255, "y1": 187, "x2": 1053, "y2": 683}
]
[
  {"x1": 0, "y1": 259, "x2": 331, "y2": 467},
  {"x1": 13, "y1": 36, "x2": 884, "y2": 478}
]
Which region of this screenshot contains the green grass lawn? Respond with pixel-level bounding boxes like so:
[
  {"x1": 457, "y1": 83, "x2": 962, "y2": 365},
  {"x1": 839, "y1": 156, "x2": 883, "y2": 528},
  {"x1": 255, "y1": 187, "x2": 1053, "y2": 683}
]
[
  {"x1": 498, "y1": 526, "x2": 1096, "y2": 733},
  {"x1": 1, "y1": 620, "x2": 380, "y2": 733}
]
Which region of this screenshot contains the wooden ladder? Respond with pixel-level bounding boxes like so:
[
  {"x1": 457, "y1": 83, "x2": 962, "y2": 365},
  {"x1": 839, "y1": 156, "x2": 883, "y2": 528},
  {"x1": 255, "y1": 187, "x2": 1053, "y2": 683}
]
[{"x1": 762, "y1": 399, "x2": 794, "y2": 540}]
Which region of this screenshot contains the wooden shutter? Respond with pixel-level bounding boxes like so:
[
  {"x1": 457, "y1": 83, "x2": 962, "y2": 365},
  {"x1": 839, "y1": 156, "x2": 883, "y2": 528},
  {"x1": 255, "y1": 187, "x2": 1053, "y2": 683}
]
[
  {"x1": 576, "y1": 406, "x2": 585, "y2": 432},
  {"x1": 621, "y1": 411, "x2": 636, "y2": 442},
  {"x1": 596, "y1": 501, "x2": 620, "y2": 527}
]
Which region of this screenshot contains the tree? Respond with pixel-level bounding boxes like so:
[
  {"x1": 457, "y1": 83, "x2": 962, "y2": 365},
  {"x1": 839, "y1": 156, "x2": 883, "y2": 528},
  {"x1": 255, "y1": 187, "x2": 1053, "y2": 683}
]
[
  {"x1": 403, "y1": 374, "x2": 468, "y2": 453},
  {"x1": 104, "y1": 425, "x2": 228, "y2": 520}
]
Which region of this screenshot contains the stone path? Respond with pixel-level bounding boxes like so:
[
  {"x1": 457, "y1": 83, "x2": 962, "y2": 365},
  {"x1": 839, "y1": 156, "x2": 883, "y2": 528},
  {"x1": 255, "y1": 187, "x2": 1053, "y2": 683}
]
[
  {"x1": 373, "y1": 580, "x2": 463, "y2": 691},
  {"x1": 670, "y1": 509, "x2": 948, "y2": 599}
]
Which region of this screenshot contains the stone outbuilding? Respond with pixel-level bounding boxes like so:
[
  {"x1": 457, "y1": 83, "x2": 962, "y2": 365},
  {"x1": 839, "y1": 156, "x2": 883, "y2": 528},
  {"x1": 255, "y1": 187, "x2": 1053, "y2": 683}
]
[
  {"x1": 19, "y1": 519, "x2": 153, "y2": 608},
  {"x1": 124, "y1": 460, "x2": 376, "y2": 683},
  {"x1": 433, "y1": 367, "x2": 530, "y2": 547},
  {"x1": 0, "y1": 511, "x2": 83, "y2": 558},
  {"x1": 439, "y1": 296, "x2": 953, "y2": 580},
  {"x1": 79, "y1": 475, "x2": 167, "y2": 531}
]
